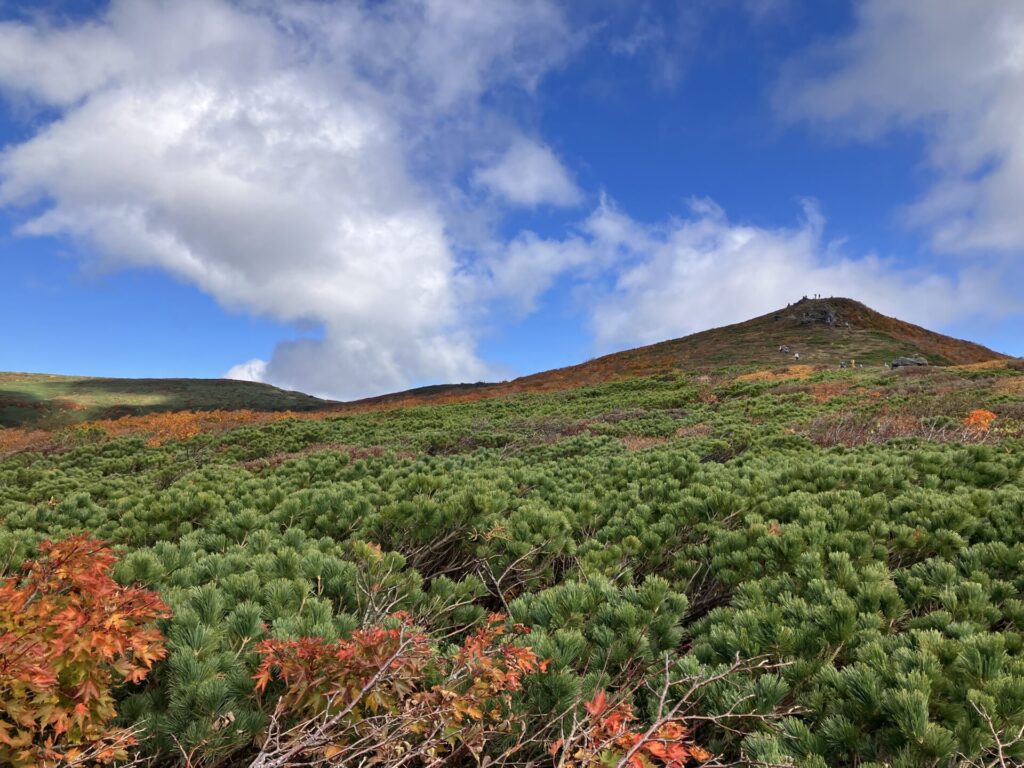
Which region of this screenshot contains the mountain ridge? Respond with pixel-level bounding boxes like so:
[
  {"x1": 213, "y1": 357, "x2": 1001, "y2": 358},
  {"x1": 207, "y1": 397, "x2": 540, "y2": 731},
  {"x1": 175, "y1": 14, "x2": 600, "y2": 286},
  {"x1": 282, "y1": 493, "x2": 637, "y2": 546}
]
[
  {"x1": 2, "y1": 297, "x2": 1010, "y2": 427},
  {"x1": 349, "y1": 297, "x2": 1008, "y2": 409}
]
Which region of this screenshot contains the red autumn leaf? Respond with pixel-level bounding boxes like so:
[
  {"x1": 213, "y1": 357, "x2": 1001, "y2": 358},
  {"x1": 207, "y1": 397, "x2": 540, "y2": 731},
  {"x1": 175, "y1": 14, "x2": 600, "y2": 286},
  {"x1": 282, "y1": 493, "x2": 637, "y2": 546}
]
[{"x1": 584, "y1": 690, "x2": 608, "y2": 718}]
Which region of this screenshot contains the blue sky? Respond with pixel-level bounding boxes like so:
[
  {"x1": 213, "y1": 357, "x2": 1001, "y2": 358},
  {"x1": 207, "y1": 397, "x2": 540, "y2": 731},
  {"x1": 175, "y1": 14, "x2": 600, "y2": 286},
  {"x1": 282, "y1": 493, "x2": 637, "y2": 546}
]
[{"x1": 1, "y1": 1, "x2": 1021, "y2": 398}]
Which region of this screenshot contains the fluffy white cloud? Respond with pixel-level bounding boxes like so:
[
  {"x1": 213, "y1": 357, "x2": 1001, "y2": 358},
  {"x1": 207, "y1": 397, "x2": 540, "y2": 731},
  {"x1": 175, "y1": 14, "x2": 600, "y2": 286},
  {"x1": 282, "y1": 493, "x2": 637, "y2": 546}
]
[
  {"x1": 780, "y1": 0, "x2": 1024, "y2": 254},
  {"x1": 0, "y1": 0, "x2": 571, "y2": 399},
  {"x1": 496, "y1": 198, "x2": 1019, "y2": 353},
  {"x1": 225, "y1": 358, "x2": 267, "y2": 383},
  {"x1": 473, "y1": 138, "x2": 581, "y2": 207},
  {"x1": 480, "y1": 232, "x2": 593, "y2": 315},
  {"x1": 2, "y1": 0, "x2": 1017, "y2": 397}
]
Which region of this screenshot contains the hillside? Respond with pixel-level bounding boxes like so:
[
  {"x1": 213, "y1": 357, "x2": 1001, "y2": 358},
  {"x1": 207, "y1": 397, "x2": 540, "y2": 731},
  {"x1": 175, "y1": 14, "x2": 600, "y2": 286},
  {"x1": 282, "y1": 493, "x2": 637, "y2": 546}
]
[
  {"x1": 0, "y1": 372, "x2": 331, "y2": 428},
  {"x1": 1, "y1": 298, "x2": 1007, "y2": 429},
  {"x1": 352, "y1": 297, "x2": 1007, "y2": 408},
  {"x1": 1, "y1": 346, "x2": 1023, "y2": 766}
]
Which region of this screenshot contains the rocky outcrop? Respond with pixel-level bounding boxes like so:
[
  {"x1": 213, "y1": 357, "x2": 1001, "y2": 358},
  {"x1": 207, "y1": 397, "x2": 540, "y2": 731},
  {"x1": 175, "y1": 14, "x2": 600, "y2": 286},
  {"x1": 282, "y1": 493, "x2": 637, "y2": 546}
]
[
  {"x1": 891, "y1": 356, "x2": 929, "y2": 368},
  {"x1": 793, "y1": 301, "x2": 840, "y2": 327}
]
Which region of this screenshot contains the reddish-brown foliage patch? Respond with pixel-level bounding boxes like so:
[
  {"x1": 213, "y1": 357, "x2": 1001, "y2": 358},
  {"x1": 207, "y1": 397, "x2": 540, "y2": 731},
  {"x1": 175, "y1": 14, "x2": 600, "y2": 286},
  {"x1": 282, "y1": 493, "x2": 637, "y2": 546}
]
[
  {"x1": 964, "y1": 409, "x2": 997, "y2": 433},
  {"x1": 675, "y1": 423, "x2": 712, "y2": 438},
  {"x1": 551, "y1": 689, "x2": 711, "y2": 768},
  {"x1": 621, "y1": 435, "x2": 671, "y2": 451},
  {"x1": 951, "y1": 360, "x2": 1009, "y2": 372},
  {"x1": 251, "y1": 614, "x2": 547, "y2": 766},
  {"x1": 994, "y1": 378, "x2": 1024, "y2": 396},
  {"x1": 800, "y1": 408, "x2": 1006, "y2": 448},
  {"x1": 807, "y1": 380, "x2": 851, "y2": 403},
  {"x1": 0, "y1": 536, "x2": 168, "y2": 767},
  {"x1": 0, "y1": 428, "x2": 56, "y2": 458},
  {"x1": 79, "y1": 409, "x2": 302, "y2": 445}
]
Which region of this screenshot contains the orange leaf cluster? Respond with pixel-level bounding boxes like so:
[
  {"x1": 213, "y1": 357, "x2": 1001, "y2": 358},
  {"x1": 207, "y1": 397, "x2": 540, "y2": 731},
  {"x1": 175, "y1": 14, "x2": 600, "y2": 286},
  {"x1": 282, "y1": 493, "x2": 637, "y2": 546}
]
[
  {"x1": 551, "y1": 690, "x2": 711, "y2": 768},
  {"x1": 253, "y1": 614, "x2": 546, "y2": 762},
  {"x1": 964, "y1": 409, "x2": 997, "y2": 432},
  {"x1": 0, "y1": 535, "x2": 169, "y2": 768}
]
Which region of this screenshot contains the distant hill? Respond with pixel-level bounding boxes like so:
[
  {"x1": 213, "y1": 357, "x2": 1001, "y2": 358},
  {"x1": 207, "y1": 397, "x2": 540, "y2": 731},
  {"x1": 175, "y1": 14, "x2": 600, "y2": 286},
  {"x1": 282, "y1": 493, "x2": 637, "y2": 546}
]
[
  {"x1": 0, "y1": 373, "x2": 332, "y2": 428},
  {"x1": 2, "y1": 298, "x2": 1008, "y2": 427},
  {"x1": 352, "y1": 297, "x2": 1008, "y2": 408}
]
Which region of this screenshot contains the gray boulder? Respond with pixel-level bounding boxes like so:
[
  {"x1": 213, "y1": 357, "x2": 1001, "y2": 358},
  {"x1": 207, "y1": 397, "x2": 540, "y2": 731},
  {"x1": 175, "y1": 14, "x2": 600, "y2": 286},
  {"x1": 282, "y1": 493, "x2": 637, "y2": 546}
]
[{"x1": 891, "y1": 355, "x2": 929, "y2": 368}]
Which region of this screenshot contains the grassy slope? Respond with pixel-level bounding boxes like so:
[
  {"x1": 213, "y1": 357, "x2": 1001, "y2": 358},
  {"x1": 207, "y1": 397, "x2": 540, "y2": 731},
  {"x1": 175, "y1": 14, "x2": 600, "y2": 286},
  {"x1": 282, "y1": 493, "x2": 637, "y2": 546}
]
[
  {"x1": 351, "y1": 297, "x2": 1008, "y2": 409},
  {"x1": 0, "y1": 372, "x2": 332, "y2": 428}
]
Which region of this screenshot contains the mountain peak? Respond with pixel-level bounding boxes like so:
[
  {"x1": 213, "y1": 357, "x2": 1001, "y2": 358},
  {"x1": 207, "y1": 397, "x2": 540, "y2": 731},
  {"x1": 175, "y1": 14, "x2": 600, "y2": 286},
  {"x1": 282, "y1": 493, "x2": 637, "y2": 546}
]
[{"x1": 351, "y1": 297, "x2": 1007, "y2": 408}]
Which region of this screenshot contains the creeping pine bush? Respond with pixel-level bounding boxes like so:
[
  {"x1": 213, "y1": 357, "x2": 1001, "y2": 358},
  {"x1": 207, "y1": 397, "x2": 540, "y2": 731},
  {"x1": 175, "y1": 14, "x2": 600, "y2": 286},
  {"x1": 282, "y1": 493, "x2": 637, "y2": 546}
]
[{"x1": 1, "y1": 365, "x2": 1023, "y2": 765}]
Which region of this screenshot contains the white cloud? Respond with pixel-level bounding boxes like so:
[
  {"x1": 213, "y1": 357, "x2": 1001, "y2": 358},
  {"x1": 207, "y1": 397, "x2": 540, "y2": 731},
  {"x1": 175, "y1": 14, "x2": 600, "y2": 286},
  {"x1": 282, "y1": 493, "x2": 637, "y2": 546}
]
[
  {"x1": 780, "y1": 0, "x2": 1024, "y2": 254},
  {"x1": 480, "y1": 232, "x2": 593, "y2": 315},
  {"x1": 500, "y1": 198, "x2": 1020, "y2": 353},
  {"x1": 2, "y1": 0, "x2": 1017, "y2": 396},
  {"x1": 473, "y1": 138, "x2": 581, "y2": 207},
  {"x1": 0, "y1": 0, "x2": 572, "y2": 399},
  {"x1": 225, "y1": 358, "x2": 267, "y2": 383}
]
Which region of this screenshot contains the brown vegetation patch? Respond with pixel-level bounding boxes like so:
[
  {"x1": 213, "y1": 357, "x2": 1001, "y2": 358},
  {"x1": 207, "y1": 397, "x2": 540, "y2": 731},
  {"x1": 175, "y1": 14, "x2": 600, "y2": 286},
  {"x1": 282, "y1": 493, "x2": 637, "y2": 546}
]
[
  {"x1": 0, "y1": 428, "x2": 57, "y2": 458},
  {"x1": 994, "y1": 377, "x2": 1024, "y2": 396},
  {"x1": 675, "y1": 423, "x2": 712, "y2": 438},
  {"x1": 735, "y1": 364, "x2": 815, "y2": 383},
  {"x1": 80, "y1": 409, "x2": 303, "y2": 445},
  {"x1": 774, "y1": 380, "x2": 851, "y2": 403},
  {"x1": 952, "y1": 360, "x2": 1009, "y2": 372},
  {"x1": 800, "y1": 408, "x2": 1019, "y2": 448},
  {"x1": 240, "y1": 443, "x2": 407, "y2": 471},
  {"x1": 621, "y1": 435, "x2": 671, "y2": 451},
  {"x1": 807, "y1": 381, "x2": 851, "y2": 403}
]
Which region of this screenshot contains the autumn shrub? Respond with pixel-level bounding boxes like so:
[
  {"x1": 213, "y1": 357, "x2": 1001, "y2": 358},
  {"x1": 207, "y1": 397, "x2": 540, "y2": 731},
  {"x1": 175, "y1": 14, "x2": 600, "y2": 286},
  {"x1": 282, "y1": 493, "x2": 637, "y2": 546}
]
[
  {"x1": 249, "y1": 613, "x2": 725, "y2": 768},
  {"x1": 248, "y1": 613, "x2": 546, "y2": 767},
  {"x1": 964, "y1": 408, "x2": 997, "y2": 433},
  {"x1": 0, "y1": 535, "x2": 168, "y2": 767},
  {"x1": 801, "y1": 408, "x2": 999, "y2": 447},
  {"x1": 79, "y1": 409, "x2": 302, "y2": 445},
  {"x1": 550, "y1": 690, "x2": 711, "y2": 768}
]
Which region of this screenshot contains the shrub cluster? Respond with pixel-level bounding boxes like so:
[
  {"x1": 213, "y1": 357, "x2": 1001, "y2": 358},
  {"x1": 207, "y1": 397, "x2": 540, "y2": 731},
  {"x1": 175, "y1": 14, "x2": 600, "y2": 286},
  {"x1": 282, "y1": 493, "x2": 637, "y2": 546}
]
[{"x1": 1, "y1": 363, "x2": 1023, "y2": 766}]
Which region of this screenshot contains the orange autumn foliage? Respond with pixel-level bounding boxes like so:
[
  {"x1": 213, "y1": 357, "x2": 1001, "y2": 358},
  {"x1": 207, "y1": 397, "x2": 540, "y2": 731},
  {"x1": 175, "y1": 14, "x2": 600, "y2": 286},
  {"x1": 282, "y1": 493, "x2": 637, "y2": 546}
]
[
  {"x1": 0, "y1": 428, "x2": 54, "y2": 458},
  {"x1": 80, "y1": 409, "x2": 301, "y2": 445},
  {"x1": 252, "y1": 613, "x2": 547, "y2": 765},
  {"x1": 964, "y1": 409, "x2": 997, "y2": 433},
  {"x1": 735, "y1": 364, "x2": 815, "y2": 383},
  {"x1": 550, "y1": 690, "x2": 711, "y2": 768},
  {"x1": 0, "y1": 536, "x2": 169, "y2": 768}
]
